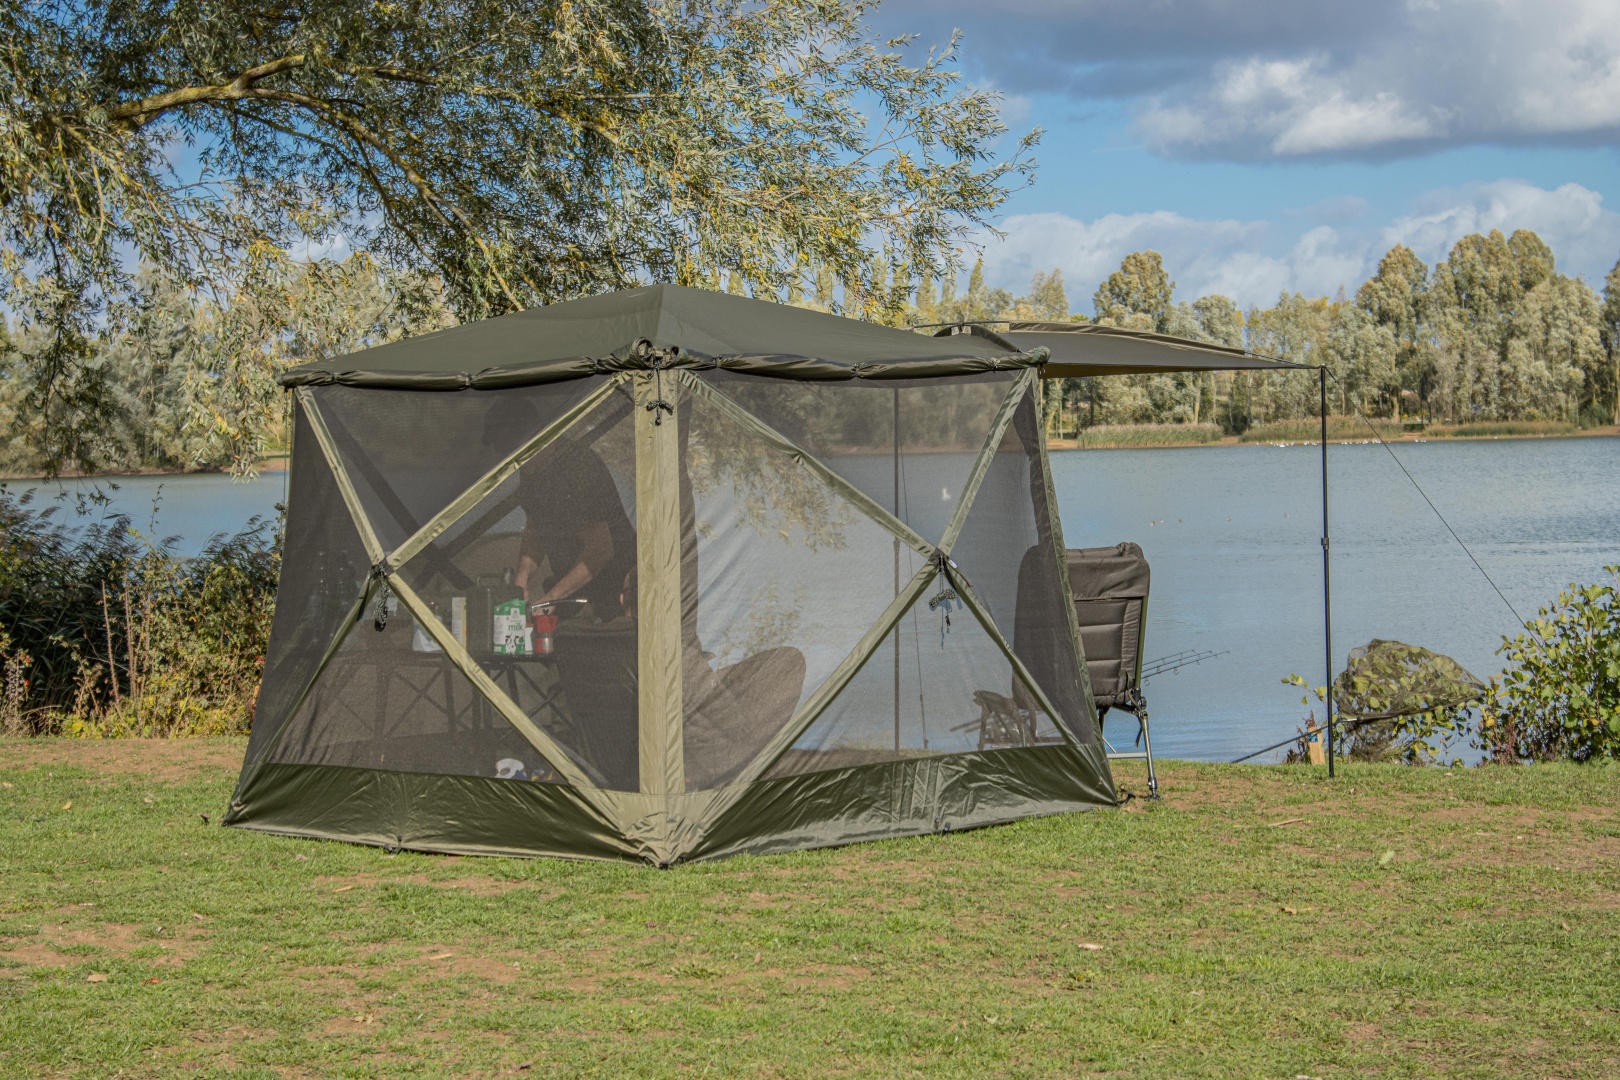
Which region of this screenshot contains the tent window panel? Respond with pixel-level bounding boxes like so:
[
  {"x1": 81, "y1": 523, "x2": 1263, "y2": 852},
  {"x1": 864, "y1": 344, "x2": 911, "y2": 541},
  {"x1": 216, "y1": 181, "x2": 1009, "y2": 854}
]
[
  {"x1": 266, "y1": 616, "x2": 564, "y2": 782},
  {"x1": 765, "y1": 580, "x2": 1067, "y2": 780},
  {"x1": 679, "y1": 393, "x2": 907, "y2": 791},
  {"x1": 311, "y1": 379, "x2": 602, "y2": 554},
  {"x1": 393, "y1": 392, "x2": 641, "y2": 791},
  {"x1": 950, "y1": 396, "x2": 1096, "y2": 743},
  {"x1": 697, "y1": 372, "x2": 1015, "y2": 544},
  {"x1": 245, "y1": 403, "x2": 373, "y2": 766}
]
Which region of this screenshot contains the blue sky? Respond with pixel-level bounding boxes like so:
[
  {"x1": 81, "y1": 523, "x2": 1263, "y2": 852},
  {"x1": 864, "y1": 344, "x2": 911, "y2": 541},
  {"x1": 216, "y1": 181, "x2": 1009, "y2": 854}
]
[{"x1": 872, "y1": 0, "x2": 1620, "y2": 311}]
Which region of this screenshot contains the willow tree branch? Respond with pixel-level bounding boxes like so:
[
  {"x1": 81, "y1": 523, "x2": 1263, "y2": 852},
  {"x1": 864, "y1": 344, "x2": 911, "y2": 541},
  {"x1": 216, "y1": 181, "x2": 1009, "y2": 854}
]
[
  {"x1": 104, "y1": 55, "x2": 308, "y2": 128},
  {"x1": 238, "y1": 87, "x2": 523, "y2": 310}
]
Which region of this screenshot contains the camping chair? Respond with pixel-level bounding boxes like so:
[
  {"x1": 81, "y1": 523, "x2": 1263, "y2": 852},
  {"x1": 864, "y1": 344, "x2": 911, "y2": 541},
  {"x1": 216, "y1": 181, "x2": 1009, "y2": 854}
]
[{"x1": 1066, "y1": 543, "x2": 1158, "y2": 797}]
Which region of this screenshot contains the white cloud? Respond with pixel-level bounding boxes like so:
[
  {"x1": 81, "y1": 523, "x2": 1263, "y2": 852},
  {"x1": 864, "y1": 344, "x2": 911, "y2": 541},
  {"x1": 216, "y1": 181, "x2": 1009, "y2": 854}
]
[
  {"x1": 1135, "y1": 0, "x2": 1620, "y2": 159},
  {"x1": 996, "y1": 92, "x2": 1033, "y2": 131},
  {"x1": 979, "y1": 210, "x2": 1265, "y2": 300},
  {"x1": 977, "y1": 180, "x2": 1620, "y2": 309},
  {"x1": 883, "y1": 0, "x2": 1620, "y2": 160},
  {"x1": 1383, "y1": 180, "x2": 1620, "y2": 281},
  {"x1": 979, "y1": 210, "x2": 1358, "y2": 310}
]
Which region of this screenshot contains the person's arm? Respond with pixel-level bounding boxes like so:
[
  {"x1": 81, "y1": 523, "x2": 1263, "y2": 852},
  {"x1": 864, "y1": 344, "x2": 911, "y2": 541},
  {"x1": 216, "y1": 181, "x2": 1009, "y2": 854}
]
[
  {"x1": 535, "y1": 522, "x2": 614, "y2": 605},
  {"x1": 515, "y1": 554, "x2": 540, "y2": 602}
]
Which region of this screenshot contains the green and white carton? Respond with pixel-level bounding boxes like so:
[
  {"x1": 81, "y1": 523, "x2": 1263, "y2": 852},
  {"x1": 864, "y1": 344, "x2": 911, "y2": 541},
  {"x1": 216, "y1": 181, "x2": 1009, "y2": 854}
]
[{"x1": 492, "y1": 597, "x2": 530, "y2": 655}]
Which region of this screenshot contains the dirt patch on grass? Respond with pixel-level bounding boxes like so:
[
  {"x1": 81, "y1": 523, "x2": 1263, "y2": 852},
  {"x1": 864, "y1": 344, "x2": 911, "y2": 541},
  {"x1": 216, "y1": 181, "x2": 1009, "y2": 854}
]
[
  {"x1": 0, "y1": 919, "x2": 204, "y2": 969},
  {"x1": 312, "y1": 872, "x2": 554, "y2": 899},
  {"x1": 0, "y1": 736, "x2": 244, "y2": 782},
  {"x1": 398, "y1": 945, "x2": 528, "y2": 984}
]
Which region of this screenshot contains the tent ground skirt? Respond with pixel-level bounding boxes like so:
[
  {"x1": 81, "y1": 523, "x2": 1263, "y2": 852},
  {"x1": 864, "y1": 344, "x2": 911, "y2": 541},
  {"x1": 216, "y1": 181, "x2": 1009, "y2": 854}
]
[
  {"x1": 224, "y1": 763, "x2": 635, "y2": 862},
  {"x1": 225, "y1": 744, "x2": 1113, "y2": 865},
  {"x1": 688, "y1": 743, "x2": 1114, "y2": 863}
]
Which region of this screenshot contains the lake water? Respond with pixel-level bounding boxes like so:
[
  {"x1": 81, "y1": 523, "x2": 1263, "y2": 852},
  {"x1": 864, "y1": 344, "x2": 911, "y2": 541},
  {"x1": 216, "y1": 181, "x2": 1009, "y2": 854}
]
[
  {"x1": 5, "y1": 470, "x2": 289, "y2": 552},
  {"x1": 1052, "y1": 435, "x2": 1620, "y2": 761},
  {"x1": 12, "y1": 435, "x2": 1619, "y2": 762}
]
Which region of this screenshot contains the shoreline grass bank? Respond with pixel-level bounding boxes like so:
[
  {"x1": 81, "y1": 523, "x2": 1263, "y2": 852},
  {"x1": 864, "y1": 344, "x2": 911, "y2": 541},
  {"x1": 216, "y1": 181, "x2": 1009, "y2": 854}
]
[
  {"x1": 0, "y1": 453, "x2": 290, "y2": 482},
  {"x1": 2, "y1": 739, "x2": 1616, "y2": 1078},
  {"x1": 1050, "y1": 420, "x2": 1619, "y2": 451}
]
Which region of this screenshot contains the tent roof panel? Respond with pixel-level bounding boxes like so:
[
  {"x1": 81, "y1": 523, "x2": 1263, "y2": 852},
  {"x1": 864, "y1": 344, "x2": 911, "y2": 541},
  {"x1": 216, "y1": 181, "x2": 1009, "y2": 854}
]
[{"x1": 280, "y1": 284, "x2": 1037, "y2": 390}]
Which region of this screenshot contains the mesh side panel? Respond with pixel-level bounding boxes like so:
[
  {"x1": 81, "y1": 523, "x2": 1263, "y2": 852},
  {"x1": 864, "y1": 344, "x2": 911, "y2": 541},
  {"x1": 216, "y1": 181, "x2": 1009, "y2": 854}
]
[
  {"x1": 265, "y1": 610, "x2": 562, "y2": 781},
  {"x1": 765, "y1": 564, "x2": 1066, "y2": 779},
  {"x1": 679, "y1": 391, "x2": 905, "y2": 791},
  {"x1": 312, "y1": 380, "x2": 601, "y2": 554},
  {"x1": 395, "y1": 389, "x2": 640, "y2": 790},
  {"x1": 951, "y1": 395, "x2": 1095, "y2": 742},
  {"x1": 698, "y1": 371, "x2": 1014, "y2": 543},
  {"x1": 244, "y1": 403, "x2": 372, "y2": 765}
]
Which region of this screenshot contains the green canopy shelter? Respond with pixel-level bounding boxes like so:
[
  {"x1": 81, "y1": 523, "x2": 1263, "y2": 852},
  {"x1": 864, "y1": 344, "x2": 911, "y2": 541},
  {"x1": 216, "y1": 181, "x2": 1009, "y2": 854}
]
[
  {"x1": 231, "y1": 284, "x2": 1127, "y2": 861},
  {"x1": 226, "y1": 286, "x2": 1294, "y2": 864}
]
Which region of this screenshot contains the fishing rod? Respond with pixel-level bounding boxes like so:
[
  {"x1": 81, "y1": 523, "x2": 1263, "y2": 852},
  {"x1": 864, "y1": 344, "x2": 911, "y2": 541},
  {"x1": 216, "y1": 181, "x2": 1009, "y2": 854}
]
[{"x1": 1140, "y1": 648, "x2": 1228, "y2": 682}]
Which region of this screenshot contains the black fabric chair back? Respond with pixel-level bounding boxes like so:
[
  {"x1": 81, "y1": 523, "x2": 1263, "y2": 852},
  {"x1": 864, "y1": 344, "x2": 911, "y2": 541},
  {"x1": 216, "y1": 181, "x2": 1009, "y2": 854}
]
[{"x1": 1064, "y1": 543, "x2": 1150, "y2": 713}]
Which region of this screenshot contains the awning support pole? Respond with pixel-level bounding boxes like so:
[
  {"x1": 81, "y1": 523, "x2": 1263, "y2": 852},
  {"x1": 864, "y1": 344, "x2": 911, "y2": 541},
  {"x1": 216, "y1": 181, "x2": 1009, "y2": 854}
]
[{"x1": 1320, "y1": 365, "x2": 1335, "y2": 777}]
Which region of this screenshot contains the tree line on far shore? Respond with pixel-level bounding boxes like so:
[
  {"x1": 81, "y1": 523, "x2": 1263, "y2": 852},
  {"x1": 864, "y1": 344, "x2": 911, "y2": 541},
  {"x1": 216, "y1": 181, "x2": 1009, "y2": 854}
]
[
  {"x1": 902, "y1": 230, "x2": 1620, "y2": 436},
  {"x1": 5, "y1": 228, "x2": 1613, "y2": 479}
]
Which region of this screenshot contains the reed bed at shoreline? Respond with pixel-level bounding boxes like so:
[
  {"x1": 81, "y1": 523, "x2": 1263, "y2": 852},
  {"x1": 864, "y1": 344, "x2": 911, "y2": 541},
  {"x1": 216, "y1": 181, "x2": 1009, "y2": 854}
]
[
  {"x1": 1053, "y1": 423, "x2": 1223, "y2": 449},
  {"x1": 1238, "y1": 417, "x2": 1406, "y2": 443},
  {"x1": 1238, "y1": 417, "x2": 1584, "y2": 444},
  {"x1": 1431, "y1": 419, "x2": 1581, "y2": 438}
]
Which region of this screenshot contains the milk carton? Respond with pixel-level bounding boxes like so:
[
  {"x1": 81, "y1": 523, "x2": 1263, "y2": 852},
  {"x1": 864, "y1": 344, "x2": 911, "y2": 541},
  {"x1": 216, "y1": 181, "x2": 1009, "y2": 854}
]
[{"x1": 493, "y1": 597, "x2": 531, "y2": 655}]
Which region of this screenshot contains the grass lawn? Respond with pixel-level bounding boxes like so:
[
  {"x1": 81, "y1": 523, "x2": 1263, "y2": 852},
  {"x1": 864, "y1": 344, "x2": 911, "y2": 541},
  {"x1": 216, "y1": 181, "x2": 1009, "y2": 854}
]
[{"x1": 1, "y1": 738, "x2": 1617, "y2": 1078}]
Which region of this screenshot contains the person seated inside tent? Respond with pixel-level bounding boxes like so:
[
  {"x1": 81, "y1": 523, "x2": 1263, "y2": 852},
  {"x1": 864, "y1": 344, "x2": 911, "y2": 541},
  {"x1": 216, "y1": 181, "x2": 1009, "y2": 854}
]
[
  {"x1": 482, "y1": 398, "x2": 636, "y2": 620},
  {"x1": 682, "y1": 642, "x2": 806, "y2": 790},
  {"x1": 614, "y1": 565, "x2": 806, "y2": 791},
  {"x1": 514, "y1": 438, "x2": 635, "y2": 618}
]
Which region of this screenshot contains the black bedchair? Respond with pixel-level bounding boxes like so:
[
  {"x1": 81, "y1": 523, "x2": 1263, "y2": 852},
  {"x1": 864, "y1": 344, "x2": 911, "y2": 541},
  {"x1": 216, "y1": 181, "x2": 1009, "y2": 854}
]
[{"x1": 1066, "y1": 543, "x2": 1158, "y2": 797}]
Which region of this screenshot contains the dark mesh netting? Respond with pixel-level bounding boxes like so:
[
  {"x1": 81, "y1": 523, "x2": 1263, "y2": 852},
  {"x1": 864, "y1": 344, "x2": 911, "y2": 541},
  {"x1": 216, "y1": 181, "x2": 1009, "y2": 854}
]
[
  {"x1": 766, "y1": 560, "x2": 1067, "y2": 779},
  {"x1": 253, "y1": 367, "x2": 1093, "y2": 794},
  {"x1": 264, "y1": 607, "x2": 559, "y2": 780},
  {"x1": 313, "y1": 380, "x2": 601, "y2": 553},
  {"x1": 244, "y1": 405, "x2": 372, "y2": 765},
  {"x1": 679, "y1": 390, "x2": 905, "y2": 790},
  {"x1": 392, "y1": 388, "x2": 640, "y2": 789},
  {"x1": 949, "y1": 392, "x2": 1095, "y2": 743},
  {"x1": 697, "y1": 372, "x2": 1014, "y2": 544}
]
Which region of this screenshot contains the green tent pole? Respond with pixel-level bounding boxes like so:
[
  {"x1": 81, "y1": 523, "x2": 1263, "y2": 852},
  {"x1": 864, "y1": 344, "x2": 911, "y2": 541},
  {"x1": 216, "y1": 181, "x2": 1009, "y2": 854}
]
[{"x1": 1320, "y1": 365, "x2": 1335, "y2": 777}]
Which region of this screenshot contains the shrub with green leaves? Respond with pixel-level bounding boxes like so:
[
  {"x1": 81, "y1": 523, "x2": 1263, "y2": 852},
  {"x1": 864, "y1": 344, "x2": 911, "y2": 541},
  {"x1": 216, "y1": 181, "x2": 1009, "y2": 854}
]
[
  {"x1": 1282, "y1": 671, "x2": 1474, "y2": 764},
  {"x1": 1479, "y1": 567, "x2": 1620, "y2": 762},
  {"x1": 0, "y1": 487, "x2": 278, "y2": 736}
]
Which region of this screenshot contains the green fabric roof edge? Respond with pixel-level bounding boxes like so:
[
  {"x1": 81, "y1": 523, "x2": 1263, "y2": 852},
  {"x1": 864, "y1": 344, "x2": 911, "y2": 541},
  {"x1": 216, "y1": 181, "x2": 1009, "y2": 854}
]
[
  {"x1": 998, "y1": 320, "x2": 1304, "y2": 377},
  {"x1": 277, "y1": 283, "x2": 1048, "y2": 391}
]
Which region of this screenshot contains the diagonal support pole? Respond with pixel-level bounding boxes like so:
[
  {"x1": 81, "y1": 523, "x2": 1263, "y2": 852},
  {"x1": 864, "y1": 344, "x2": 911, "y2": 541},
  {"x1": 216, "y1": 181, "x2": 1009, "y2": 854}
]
[
  {"x1": 389, "y1": 374, "x2": 630, "y2": 570},
  {"x1": 296, "y1": 388, "x2": 386, "y2": 565},
  {"x1": 386, "y1": 574, "x2": 605, "y2": 800},
  {"x1": 1031, "y1": 377, "x2": 1102, "y2": 744},
  {"x1": 938, "y1": 369, "x2": 1034, "y2": 556}
]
